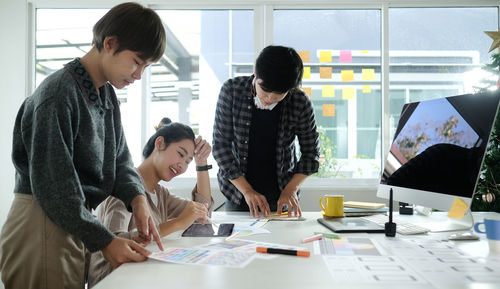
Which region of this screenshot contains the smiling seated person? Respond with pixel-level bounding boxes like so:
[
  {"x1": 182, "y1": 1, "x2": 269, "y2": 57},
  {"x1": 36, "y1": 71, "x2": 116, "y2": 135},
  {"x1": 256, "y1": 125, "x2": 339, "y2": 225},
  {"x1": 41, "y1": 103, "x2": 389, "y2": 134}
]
[{"x1": 88, "y1": 118, "x2": 213, "y2": 287}]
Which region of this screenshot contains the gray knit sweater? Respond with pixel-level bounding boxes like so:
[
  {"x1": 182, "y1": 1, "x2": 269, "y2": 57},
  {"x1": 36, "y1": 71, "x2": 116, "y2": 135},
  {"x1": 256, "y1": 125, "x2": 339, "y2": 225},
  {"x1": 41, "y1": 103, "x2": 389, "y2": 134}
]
[{"x1": 11, "y1": 58, "x2": 144, "y2": 252}]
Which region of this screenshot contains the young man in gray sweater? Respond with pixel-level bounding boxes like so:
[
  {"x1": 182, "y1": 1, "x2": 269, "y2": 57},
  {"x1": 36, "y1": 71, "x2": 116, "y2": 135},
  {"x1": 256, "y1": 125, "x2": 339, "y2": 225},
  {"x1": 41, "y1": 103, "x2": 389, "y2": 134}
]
[{"x1": 0, "y1": 3, "x2": 166, "y2": 289}]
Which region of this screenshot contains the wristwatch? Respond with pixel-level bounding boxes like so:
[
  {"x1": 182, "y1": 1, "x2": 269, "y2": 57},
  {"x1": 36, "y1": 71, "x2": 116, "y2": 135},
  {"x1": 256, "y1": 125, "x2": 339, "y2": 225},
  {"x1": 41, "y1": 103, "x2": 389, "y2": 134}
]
[{"x1": 196, "y1": 164, "x2": 212, "y2": 171}]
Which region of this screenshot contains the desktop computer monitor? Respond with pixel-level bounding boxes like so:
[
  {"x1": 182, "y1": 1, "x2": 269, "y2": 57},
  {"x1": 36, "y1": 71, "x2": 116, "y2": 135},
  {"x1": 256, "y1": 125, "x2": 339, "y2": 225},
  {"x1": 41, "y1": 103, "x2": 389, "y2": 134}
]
[{"x1": 377, "y1": 90, "x2": 500, "y2": 231}]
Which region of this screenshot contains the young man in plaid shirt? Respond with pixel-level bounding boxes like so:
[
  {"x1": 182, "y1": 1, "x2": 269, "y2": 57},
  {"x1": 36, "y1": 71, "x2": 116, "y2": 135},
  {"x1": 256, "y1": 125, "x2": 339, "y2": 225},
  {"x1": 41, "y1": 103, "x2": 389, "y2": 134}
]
[{"x1": 213, "y1": 45, "x2": 320, "y2": 218}]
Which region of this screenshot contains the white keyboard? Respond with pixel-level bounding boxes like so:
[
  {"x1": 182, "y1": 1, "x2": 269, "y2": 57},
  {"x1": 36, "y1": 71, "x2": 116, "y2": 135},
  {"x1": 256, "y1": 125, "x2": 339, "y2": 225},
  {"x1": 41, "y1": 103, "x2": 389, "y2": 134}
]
[{"x1": 361, "y1": 214, "x2": 430, "y2": 235}]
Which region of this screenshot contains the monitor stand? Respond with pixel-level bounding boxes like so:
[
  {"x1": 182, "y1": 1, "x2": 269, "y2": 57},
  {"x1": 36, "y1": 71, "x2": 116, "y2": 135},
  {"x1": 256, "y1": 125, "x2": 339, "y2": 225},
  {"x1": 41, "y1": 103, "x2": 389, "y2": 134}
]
[{"x1": 413, "y1": 209, "x2": 474, "y2": 232}]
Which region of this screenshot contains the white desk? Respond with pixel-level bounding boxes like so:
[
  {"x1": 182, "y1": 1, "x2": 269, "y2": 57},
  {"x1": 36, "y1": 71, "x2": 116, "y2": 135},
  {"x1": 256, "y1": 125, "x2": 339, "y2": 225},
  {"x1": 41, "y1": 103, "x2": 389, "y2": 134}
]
[{"x1": 93, "y1": 212, "x2": 500, "y2": 289}]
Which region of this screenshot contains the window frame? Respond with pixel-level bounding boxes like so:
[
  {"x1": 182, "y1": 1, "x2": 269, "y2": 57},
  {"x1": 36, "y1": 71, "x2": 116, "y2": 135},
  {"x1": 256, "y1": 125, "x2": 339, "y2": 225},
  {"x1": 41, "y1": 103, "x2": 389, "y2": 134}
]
[{"x1": 29, "y1": 0, "x2": 500, "y2": 191}]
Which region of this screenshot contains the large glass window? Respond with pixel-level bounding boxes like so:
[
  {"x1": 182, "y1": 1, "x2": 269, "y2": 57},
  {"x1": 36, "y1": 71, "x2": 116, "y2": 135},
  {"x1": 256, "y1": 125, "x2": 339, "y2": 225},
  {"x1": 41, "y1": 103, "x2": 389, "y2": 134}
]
[
  {"x1": 274, "y1": 9, "x2": 382, "y2": 178},
  {"x1": 33, "y1": 4, "x2": 500, "y2": 184},
  {"x1": 36, "y1": 9, "x2": 143, "y2": 163},
  {"x1": 35, "y1": 8, "x2": 254, "y2": 177},
  {"x1": 388, "y1": 7, "x2": 499, "y2": 135},
  {"x1": 150, "y1": 10, "x2": 254, "y2": 177}
]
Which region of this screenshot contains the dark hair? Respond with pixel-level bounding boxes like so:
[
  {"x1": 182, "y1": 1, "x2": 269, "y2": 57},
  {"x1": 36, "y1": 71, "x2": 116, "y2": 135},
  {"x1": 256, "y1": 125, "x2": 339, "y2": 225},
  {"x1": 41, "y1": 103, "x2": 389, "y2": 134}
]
[
  {"x1": 142, "y1": 118, "x2": 195, "y2": 158},
  {"x1": 92, "y1": 2, "x2": 166, "y2": 62},
  {"x1": 255, "y1": 45, "x2": 303, "y2": 93}
]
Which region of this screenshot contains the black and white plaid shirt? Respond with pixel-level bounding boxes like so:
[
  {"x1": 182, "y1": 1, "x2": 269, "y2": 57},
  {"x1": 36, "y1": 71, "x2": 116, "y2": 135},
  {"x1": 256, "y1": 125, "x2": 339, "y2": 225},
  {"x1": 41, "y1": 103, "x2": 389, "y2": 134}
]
[{"x1": 212, "y1": 75, "x2": 320, "y2": 205}]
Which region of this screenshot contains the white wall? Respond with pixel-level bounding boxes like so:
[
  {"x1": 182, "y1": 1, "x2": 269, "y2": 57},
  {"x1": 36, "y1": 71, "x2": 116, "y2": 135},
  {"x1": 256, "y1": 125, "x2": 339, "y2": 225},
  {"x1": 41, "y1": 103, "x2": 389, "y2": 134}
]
[{"x1": 0, "y1": 0, "x2": 27, "y2": 231}]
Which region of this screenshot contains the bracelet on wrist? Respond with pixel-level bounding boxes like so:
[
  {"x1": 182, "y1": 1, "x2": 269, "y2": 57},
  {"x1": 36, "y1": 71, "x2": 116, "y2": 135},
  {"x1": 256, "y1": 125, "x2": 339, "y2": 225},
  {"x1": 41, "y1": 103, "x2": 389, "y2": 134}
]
[{"x1": 196, "y1": 164, "x2": 212, "y2": 171}]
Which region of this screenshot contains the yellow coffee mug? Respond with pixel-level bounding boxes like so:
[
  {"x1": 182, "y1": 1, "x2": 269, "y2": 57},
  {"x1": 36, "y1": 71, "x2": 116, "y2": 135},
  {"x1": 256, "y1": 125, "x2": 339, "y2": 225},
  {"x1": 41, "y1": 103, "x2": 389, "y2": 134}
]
[{"x1": 319, "y1": 195, "x2": 344, "y2": 217}]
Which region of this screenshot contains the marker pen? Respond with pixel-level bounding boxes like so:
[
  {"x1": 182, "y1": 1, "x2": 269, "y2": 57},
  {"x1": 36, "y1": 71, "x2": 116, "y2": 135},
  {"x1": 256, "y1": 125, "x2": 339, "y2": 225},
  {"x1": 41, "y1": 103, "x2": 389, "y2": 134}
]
[
  {"x1": 302, "y1": 234, "x2": 323, "y2": 243},
  {"x1": 256, "y1": 247, "x2": 310, "y2": 257}
]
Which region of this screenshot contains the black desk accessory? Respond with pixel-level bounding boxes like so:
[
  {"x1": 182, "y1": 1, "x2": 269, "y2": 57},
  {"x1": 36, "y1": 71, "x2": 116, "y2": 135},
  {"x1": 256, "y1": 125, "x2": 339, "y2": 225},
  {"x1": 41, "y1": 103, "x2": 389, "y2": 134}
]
[
  {"x1": 385, "y1": 188, "x2": 397, "y2": 237},
  {"x1": 399, "y1": 202, "x2": 413, "y2": 215}
]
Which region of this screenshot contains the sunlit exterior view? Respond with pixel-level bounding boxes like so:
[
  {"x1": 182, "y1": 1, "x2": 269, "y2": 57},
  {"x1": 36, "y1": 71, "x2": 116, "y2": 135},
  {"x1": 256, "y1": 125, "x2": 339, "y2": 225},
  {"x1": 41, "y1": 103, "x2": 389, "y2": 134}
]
[{"x1": 35, "y1": 6, "x2": 498, "y2": 180}]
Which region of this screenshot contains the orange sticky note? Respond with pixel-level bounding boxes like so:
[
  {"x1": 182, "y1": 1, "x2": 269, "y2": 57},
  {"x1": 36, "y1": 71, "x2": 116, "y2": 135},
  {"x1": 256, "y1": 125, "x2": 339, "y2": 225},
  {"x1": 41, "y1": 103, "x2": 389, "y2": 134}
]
[
  {"x1": 322, "y1": 85, "x2": 335, "y2": 97},
  {"x1": 341, "y1": 70, "x2": 354, "y2": 82},
  {"x1": 302, "y1": 87, "x2": 312, "y2": 97},
  {"x1": 298, "y1": 51, "x2": 310, "y2": 63},
  {"x1": 323, "y1": 104, "x2": 335, "y2": 116},
  {"x1": 342, "y1": 87, "x2": 355, "y2": 100},
  {"x1": 320, "y1": 67, "x2": 332, "y2": 79},
  {"x1": 362, "y1": 69, "x2": 375, "y2": 81},
  {"x1": 362, "y1": 85, "x2": 371, "y2": 93},
  {"x1": 447, "y1": 197, "x2": 468, "y2": 220},
  {"x1": 303, "y1": 67, "x2": 311, "y2": 79},
  {"x1": 319, "y1": 51, "x2": 332, "y2": 63}
]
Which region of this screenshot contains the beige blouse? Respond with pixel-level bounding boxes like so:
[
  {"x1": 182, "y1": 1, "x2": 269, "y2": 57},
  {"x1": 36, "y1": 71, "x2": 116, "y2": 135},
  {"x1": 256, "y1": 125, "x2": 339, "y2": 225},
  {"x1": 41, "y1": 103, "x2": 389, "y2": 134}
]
[{"x1": 87, "y1": 183, "x2": 213, "y2": 288}]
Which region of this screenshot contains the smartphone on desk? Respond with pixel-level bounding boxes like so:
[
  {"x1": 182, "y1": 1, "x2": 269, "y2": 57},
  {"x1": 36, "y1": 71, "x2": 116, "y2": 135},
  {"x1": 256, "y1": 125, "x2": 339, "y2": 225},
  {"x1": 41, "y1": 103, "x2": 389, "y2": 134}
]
[{"x1": 181, "y1": 223, "x2": 234, "y2": 237}]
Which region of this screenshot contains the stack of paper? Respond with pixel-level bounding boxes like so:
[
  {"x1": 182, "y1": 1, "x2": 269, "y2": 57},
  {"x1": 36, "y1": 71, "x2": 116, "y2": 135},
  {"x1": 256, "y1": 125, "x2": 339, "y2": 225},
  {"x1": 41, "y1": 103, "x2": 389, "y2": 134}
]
[{"x1": 343, "y1": 201, "x2": 387, "y2": 217}]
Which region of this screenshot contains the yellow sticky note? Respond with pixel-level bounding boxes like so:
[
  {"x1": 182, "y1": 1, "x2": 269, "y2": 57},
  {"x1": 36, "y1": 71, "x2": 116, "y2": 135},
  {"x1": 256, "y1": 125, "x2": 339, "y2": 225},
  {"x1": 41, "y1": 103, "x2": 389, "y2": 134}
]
[
  {"x1": 303, "y1": 67, "x2": 310, "y2": 79},
  {"x1": 320, "y1": 67, "x2": 332, "y2": 79},
  {"x1": 298, "y1": 51, "x2": 310, "y2": 63},
  {"x1": 447, "y1": 197, "x2": 468, "y2": 220},
  {"x1": 362, "y1": 69, "x2": 375, "y2": 81},
  {"x1": 342, "y1": 87, "x2": 355, "y2": 100},
  {"x1": 362, "y1": 85, "x2": 371, "y2": 93},
  {"x1": 341, "y1": 70, "x2": 354, "y2": 82},
  {"x1": 319, "y1": 51, "x2": 332, "y2": 63},
  {"x1": 302, "y1": 87, "x2": 312, "y2": 98},
  {"x1": 322, "y1": 85, "x2": 335, "y2": 97},
  {"x1": 361, "y1": 50, "x2": 369, "y2": 54},
  {"x1": 323, "y1": 104, "x2": 335, "y2": 116}
]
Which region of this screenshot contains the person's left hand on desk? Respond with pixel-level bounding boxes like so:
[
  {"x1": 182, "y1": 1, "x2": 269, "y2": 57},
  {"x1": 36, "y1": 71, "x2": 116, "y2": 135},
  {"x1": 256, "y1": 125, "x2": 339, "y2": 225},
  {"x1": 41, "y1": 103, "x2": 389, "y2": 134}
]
[{"x1": 276, "y1": 187, "x2": 302, "y2": 217}]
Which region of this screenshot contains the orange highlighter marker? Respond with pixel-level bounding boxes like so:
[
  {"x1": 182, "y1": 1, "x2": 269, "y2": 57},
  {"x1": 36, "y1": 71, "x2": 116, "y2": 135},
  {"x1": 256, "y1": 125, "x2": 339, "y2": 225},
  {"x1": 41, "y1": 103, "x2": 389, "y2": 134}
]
[{"x1": 256, "y1": 247, "x2": 310, "y2": 257}]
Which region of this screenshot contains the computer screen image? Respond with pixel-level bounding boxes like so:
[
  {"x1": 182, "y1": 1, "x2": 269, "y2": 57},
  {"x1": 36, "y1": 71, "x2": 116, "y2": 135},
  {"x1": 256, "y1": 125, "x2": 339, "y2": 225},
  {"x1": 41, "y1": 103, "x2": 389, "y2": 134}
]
[{"x1": 377, "y1": 90, "x2": 500, "y2": 231}]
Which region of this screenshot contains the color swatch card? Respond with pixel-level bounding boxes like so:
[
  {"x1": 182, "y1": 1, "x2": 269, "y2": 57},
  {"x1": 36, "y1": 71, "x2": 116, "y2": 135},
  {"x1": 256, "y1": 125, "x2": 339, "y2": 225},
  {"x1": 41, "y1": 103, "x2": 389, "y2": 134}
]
[{"x1": 149, "y1": 248, "x2": 256, "y2": 268}]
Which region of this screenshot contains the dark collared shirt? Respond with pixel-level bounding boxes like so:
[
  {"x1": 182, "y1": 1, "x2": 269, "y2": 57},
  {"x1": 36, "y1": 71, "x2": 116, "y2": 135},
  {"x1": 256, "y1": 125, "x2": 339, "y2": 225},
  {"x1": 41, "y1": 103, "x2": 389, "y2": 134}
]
[
  {"x1": 212, "y1": 75, "x2": 320, "y2": 206},
  {"x1": 12, "y1": 58, "x2": 144, "y2": 252}
]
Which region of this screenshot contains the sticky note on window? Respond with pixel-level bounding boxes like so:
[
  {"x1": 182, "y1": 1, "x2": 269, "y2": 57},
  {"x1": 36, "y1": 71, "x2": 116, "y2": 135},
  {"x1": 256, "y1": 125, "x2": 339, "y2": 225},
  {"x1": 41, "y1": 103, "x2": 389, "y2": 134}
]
[
  {"x1": 361, "y1": 50, "x2": 369, "y2": 54},
  {"x1": 322, "y1": 85, "x2": 335, "y2": 97},
  {"x1": 303, "y1": 67, "x2": 310, "y2": 79},
  {"x1": 362, "y1": 85, "x2": 371, "y2": 93},
  {"x1": 362, "y1": 69, "x2": 375, "y2": 81},
  {"x1": 302, "y1": 87, "x2": 312, "y2": 97},
  {"x1": 298, "y1": 51, "x2": 310, "y2": 63},
  {"x1": 342, "y1": 87, "x2": 355, "y2": 100},
  {"x1": 339, "y1": 50, "x2": 352, "y2": 63},
  {"x1": 323, "y1": 104, "x2": 335, "y2": 116},
  {"x1": 319, "y1": 51, "x2": 332, "y2": 63},
  {"x1": 341, "y1": 70, "x2": 354, "y2": 82},
  {"x1": 320, "y1": 67, "x2": 332, "y2": 79},
  {"x1": 447, "y1": 197, "x2": 468, "y2": 220}
]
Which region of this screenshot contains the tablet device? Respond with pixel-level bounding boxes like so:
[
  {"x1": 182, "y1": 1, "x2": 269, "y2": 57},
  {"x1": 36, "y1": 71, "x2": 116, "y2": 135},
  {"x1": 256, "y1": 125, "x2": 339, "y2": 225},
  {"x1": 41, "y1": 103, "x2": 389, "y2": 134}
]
[
  {"x1": 317, "y1": 217, "x2": 385, "y2": 233},
  {"x1": 181, "y1": 223, "x2": 234, "y2": 237}
]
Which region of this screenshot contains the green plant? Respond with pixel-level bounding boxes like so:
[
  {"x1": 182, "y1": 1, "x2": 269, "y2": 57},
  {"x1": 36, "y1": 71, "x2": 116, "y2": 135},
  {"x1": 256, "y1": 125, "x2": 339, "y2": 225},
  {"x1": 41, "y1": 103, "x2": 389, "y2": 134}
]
[{"x1": 312, "y1": 126, "x2": 343, "y2": 178}]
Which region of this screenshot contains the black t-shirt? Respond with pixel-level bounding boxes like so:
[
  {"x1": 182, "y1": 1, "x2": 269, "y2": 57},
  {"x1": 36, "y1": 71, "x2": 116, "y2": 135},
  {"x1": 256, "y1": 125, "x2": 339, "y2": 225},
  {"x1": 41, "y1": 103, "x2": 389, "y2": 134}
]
[{"x1": 245, "y1": 102, "x2": 282, "y2": 210}]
